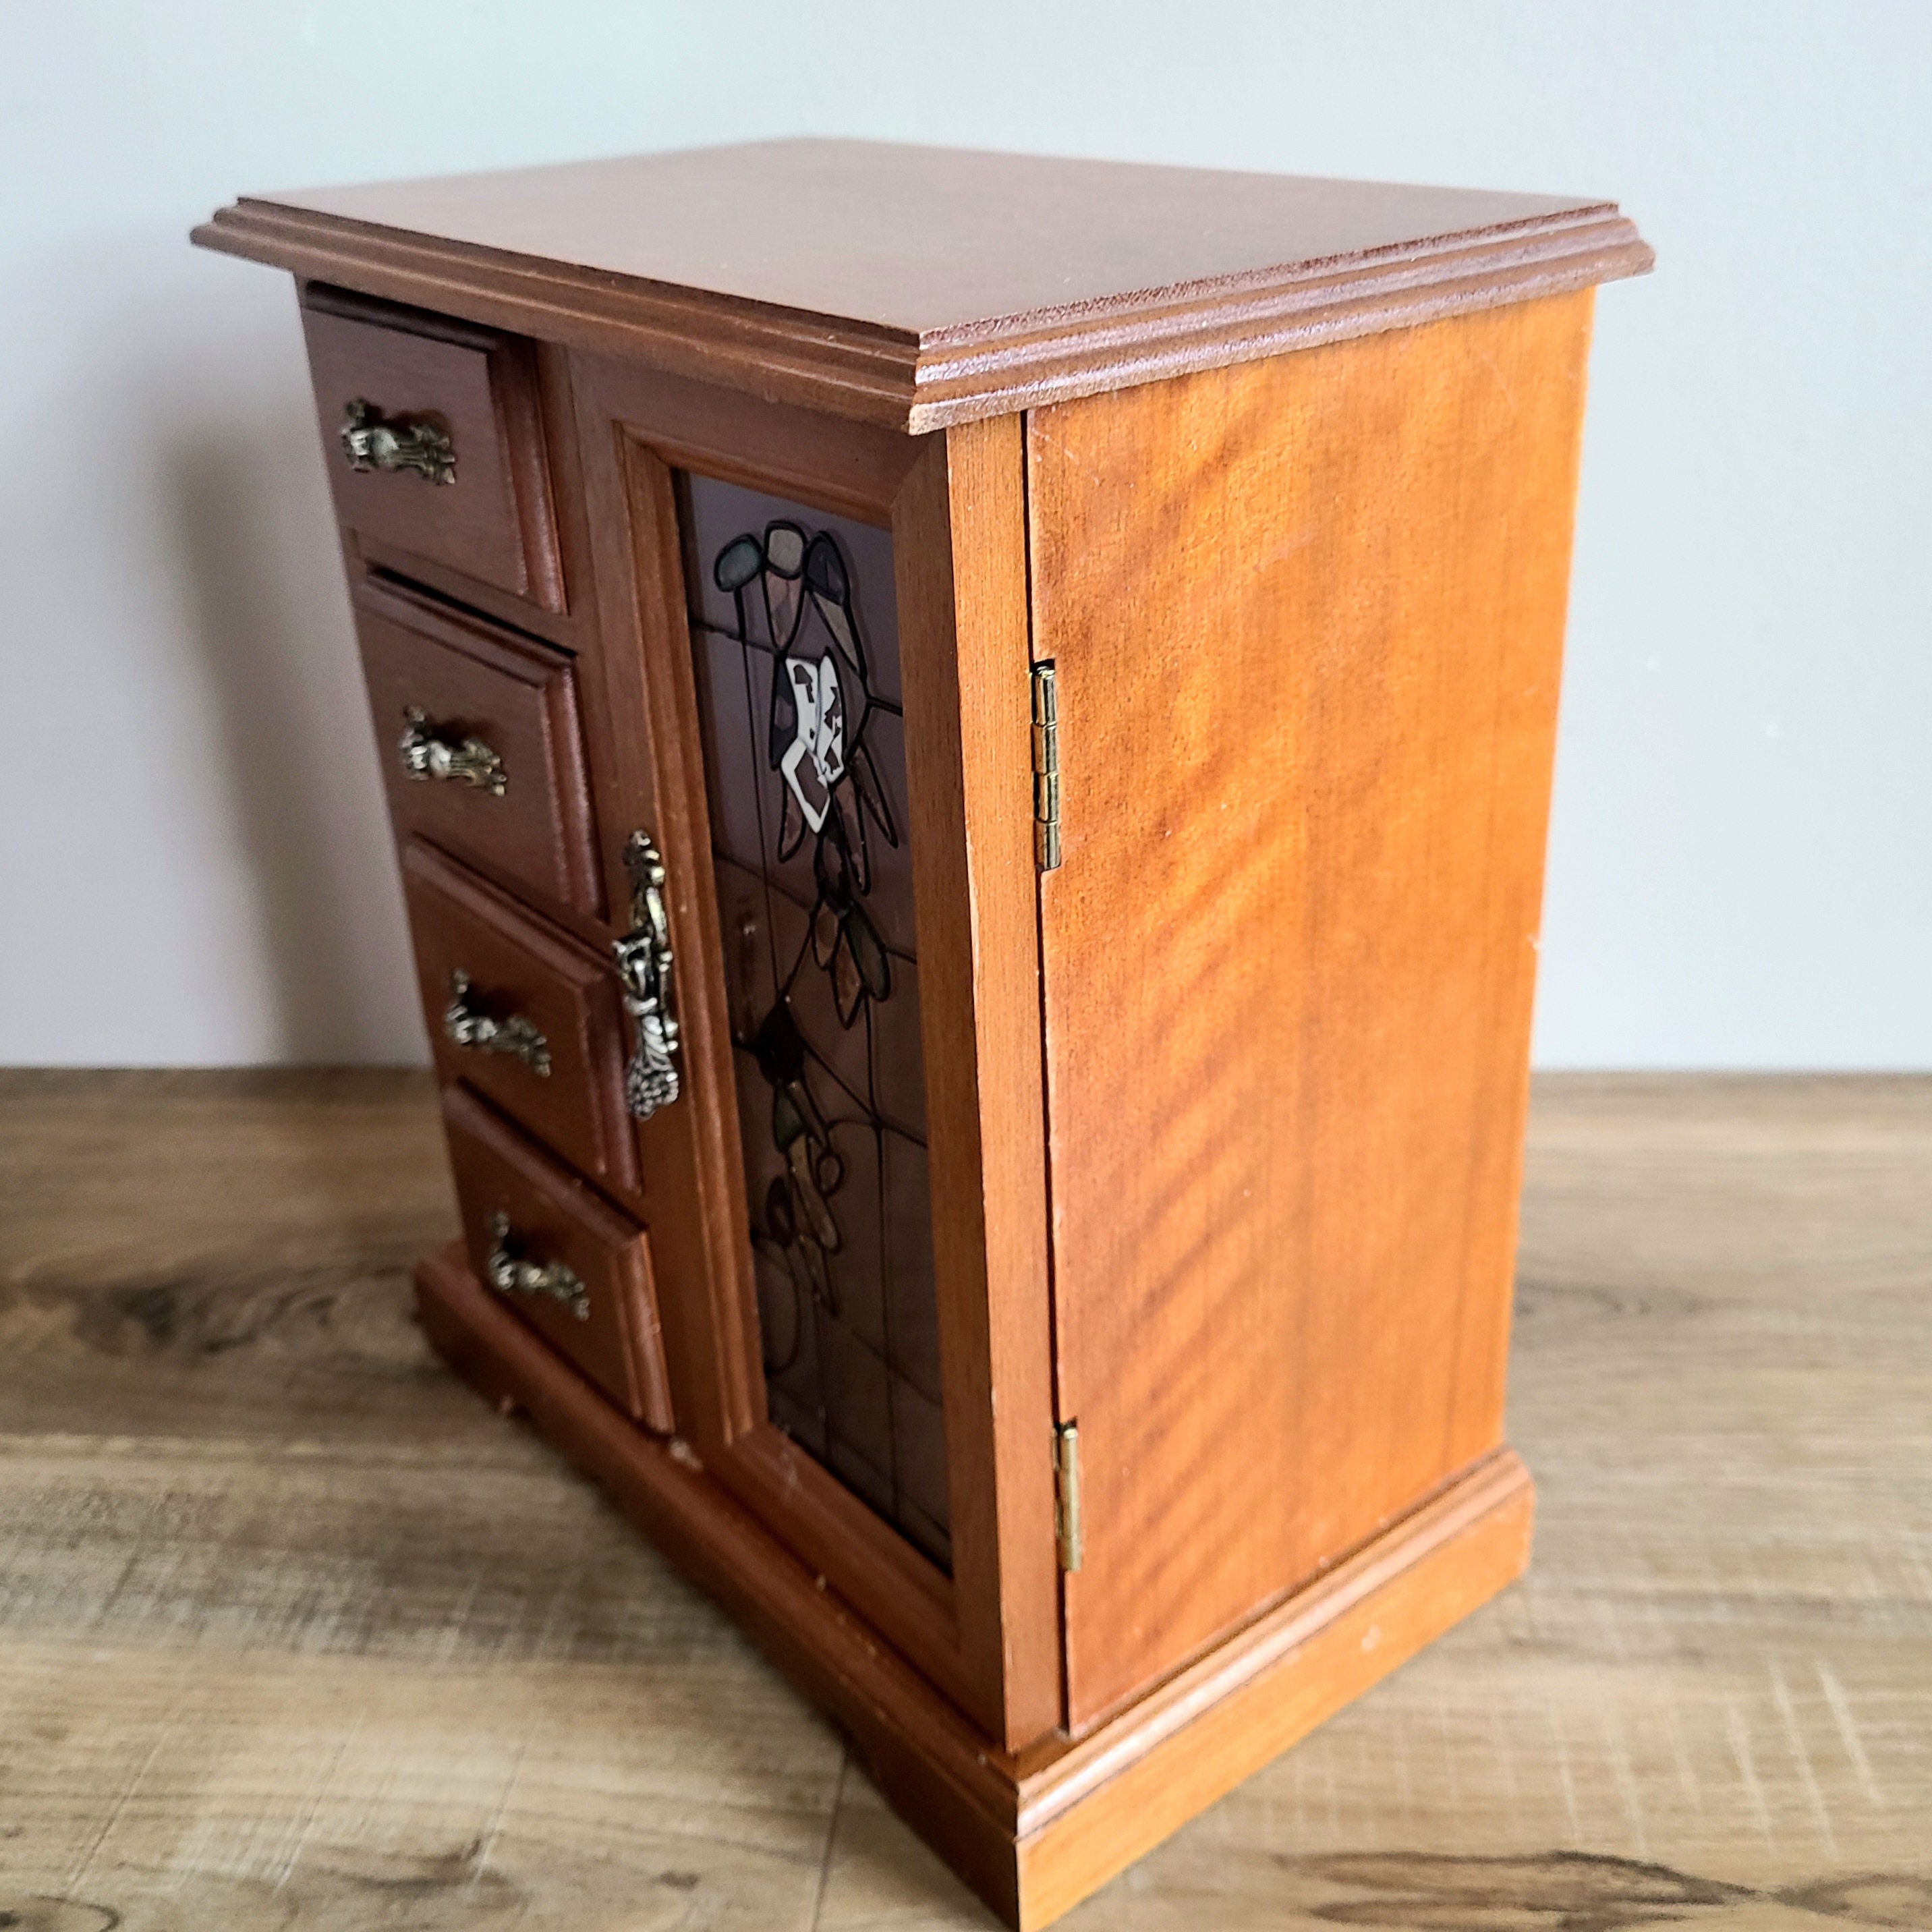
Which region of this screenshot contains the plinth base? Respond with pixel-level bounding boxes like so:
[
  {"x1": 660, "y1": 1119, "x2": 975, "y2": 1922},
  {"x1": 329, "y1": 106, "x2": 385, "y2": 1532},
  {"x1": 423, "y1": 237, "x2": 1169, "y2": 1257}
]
[{"x1": 417, "y1": 1243, "x2": 1533, "y2": 1929}]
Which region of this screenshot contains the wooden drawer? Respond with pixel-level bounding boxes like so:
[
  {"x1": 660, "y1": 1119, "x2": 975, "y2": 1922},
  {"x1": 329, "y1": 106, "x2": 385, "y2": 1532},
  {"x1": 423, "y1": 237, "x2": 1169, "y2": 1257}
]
[
  {"x1": 357, "y1": 584, "x2": 601, "y2": 917},
  {"x1": 443, "y1": 1083, "x2": 671, "y2": 1429},
  {"x1": 302, "y1": 286, "x2": 563, "y2": 609},
  {"x1": 403, "y1": 842, "x2": 637, "y2": 1195}
]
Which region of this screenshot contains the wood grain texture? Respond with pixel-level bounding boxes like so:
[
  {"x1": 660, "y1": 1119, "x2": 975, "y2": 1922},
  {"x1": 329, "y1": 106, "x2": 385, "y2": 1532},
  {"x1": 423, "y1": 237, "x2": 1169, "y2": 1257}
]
[
  {"x1": 412, "y1": 1243, "x2": 1523, "y2": 1929},
  {"x1": 441, "y1": 1085, "x2": 672, "y2": 1430},
  {"x1": 401, "y1": 839, "x2": 637, "y2": 1198},
  {"x1": 352, "y1": 575, "x2": 602, "y2": 919},
  {"x1": 1013, "y1": 1457, "x2": 1533, "y2": 1927},
  {"x1": 570, "y1": 362, "x2": 983, "y2": 1720},
  {"x1": 198, "y1": 142, "x2": 1651, "y2": 431},
  {"x1": 890, "y1": 418, "x2": 1060, "y2": 1749},
  {"x1": 565, "y1": 358, "x2": 1058, "y2": 1749},
  {"x1": 574, "y1": 350, "x2": 924, "y2": 526},
  {"x1": 2, "y1": 1071, "x2": 1930, "y2": 1926},
  {"x1": 302, "y1": 287, "x2": 563, "y2": 608},
  {"x1": 1029, "y1": 293, "x2": 1596, "y2": 1728}
]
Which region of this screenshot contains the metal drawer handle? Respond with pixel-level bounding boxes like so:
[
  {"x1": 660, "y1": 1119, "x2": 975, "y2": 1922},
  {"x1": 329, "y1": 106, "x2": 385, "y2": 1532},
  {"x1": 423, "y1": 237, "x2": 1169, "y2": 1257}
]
[
  {"x1": 399, "y1": 707, "x2": 506, "y2": 795},
  {"x1": 485, "y1": 1212, "x2": 589, "y2": 1321},
  {"x1": 613, "y1": 832, "x2": 681, "y2": 1119},
  {"x1": 340, "y1": 398, "x2": 456, "y2": 485},
  {"x1": 443, "y1": 970, "x2": 551, "y2": 1076}
]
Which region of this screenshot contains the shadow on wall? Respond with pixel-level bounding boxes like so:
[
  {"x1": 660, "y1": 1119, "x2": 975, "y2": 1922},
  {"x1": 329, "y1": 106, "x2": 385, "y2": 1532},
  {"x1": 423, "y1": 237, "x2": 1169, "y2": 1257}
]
[{"x1": 165, "y1": 413, "x2": 426, "y2": 1064}]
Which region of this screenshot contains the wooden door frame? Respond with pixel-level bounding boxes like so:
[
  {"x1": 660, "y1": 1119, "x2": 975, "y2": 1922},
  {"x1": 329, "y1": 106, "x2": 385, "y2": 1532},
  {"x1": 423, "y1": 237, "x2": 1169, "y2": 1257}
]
[{"x1": 569, "y1": 353, "x2": 1060, "y2": 1750}]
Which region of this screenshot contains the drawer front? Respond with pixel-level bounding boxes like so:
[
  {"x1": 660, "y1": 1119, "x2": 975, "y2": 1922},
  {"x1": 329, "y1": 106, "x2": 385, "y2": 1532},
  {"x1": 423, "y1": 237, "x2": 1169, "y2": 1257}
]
[
  {"x1": 403, "y1": 842, "x2": 637, "y2": 1195},
  {"x1": 303, "y1": 289, "x2": 563, "y2": 609},
  {"x1": 443, "y1": 1083, "x2": 671, "y2": 1430},
  {"x1": 358, "y1": 588, "x2": 601, "y2": 917}
]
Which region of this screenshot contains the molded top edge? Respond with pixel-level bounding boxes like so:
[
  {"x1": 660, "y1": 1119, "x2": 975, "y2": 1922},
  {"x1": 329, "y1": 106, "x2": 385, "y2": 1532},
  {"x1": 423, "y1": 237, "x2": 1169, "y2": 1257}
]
[{"x1": 195, "y1": 140, "x2": 1652, "y2": 429}]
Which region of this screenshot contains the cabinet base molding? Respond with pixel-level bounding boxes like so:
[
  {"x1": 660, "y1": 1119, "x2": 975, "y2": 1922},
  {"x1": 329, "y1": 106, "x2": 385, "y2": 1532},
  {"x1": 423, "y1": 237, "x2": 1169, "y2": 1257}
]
[{"x1": 418, "y1": 1243, "x2": 1535, "y2": 1929}]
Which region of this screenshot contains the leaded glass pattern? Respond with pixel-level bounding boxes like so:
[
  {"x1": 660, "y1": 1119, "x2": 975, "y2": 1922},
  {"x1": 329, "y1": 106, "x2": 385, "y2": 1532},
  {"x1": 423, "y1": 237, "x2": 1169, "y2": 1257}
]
[{"x1": 683, "y1": 475, "x2": 950, "y2": 1571}]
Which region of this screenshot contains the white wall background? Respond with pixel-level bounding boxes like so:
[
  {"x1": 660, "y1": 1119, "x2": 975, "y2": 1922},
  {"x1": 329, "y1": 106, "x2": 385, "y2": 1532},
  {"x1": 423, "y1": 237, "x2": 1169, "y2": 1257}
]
[{"x1": 3, "y1": 3, "x2": 1927, "y2": 1069}]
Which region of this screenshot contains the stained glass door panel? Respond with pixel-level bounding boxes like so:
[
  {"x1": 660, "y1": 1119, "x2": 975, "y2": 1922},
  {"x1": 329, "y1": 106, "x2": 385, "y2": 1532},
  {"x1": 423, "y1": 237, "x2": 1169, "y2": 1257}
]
[{"x1": 682, "y1": 474, "x2": 950, "y2": 1571}]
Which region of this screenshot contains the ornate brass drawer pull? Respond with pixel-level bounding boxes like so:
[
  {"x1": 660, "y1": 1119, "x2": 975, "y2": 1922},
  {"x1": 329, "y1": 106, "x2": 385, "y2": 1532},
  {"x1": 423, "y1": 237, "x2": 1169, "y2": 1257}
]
[
  {"x1": 485, "y1": 1212, "x2": 589, "y2": 1321},
  {"x1": 398, "y1": 706, "x2": 507, "y2": 795},
  {"x1": 613, "y1": 832, "x2": 681, "y2": 1118},
  {"x1": 340, "y1": 398, "x2": 456, "y2": 485},
  {"x1": 443, "y1": 970, "x2": 551, "y2": 1076}
]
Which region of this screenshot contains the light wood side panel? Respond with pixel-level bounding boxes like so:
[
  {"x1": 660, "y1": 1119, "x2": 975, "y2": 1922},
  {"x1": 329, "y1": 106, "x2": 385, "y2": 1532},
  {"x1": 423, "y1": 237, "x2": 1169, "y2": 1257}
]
[
  {"x1": 1029, "y1": 292, "x2": 1595, "y2": 1728},
  {"x1": 1013, "y1": 1457, "x2": 1533, "y2": 1928},
  {"x1": 892, "y1": 418, "x2": 1061, "y2": 1750}
]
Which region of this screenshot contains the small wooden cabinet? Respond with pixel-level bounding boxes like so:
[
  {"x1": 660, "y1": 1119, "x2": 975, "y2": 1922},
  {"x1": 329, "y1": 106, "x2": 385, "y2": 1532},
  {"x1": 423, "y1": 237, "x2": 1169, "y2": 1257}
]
[{"x1": 196, "y1": 142, "x2": 1649, "y2": 1927}]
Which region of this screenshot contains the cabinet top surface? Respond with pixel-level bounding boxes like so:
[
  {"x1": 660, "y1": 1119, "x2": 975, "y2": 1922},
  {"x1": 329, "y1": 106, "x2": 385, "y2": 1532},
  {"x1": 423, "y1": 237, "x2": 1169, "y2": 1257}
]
[
  {"x1": 197, "y1": 139, "x2": 1651, "y2": 430},
  {"x1": 245, "y1": 140, "x2": 1614, "y2": 337}
]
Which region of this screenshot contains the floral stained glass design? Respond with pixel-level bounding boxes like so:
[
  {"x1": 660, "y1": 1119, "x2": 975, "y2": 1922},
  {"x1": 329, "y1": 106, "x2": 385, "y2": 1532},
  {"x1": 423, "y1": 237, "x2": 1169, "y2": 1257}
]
[{"x1": 683, "y1": 475, "x2": 950, "y2": 1570}]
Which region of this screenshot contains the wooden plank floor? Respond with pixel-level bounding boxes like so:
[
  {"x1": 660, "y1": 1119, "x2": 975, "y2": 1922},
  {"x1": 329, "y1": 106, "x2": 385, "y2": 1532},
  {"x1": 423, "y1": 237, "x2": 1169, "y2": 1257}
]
[{"x1": 1, "y1": 1071, "x2": 1928, "y2": 1928}]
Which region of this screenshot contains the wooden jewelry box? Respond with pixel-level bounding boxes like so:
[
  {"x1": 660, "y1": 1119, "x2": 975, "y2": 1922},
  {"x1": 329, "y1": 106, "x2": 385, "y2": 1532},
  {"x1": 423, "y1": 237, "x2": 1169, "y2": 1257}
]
[{"x1": 194, "y1": 142, "x2": 1649, "y2": 1927}]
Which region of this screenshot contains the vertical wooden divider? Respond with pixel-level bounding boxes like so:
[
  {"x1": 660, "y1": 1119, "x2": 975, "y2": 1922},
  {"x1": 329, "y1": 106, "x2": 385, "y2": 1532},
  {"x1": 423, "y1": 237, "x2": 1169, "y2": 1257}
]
[{"x1": 894, "y1": 417, "x2": 1062, "y2": 1749}]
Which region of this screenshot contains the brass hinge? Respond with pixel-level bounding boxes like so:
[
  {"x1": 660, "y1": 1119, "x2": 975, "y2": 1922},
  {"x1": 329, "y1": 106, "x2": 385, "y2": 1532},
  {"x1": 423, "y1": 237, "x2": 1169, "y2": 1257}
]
[
  {"x1": 1031, "y1": 661, "x2": 1061, "y2": 872},
  {"x1": 1052, "y1": 1421, "x2": 1081, "y2": 1572}
]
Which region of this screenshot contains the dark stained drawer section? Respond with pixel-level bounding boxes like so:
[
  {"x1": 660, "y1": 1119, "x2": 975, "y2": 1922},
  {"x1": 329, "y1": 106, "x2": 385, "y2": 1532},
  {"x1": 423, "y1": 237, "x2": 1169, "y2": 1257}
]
[
  {"x1": 302, "y1": 286, "x2": 563, "y2": 609},
  {"x1": 443, "y1": 1083, "x2": 671, "y2": 1430},
  {"x1": 403, "y1": 842, "x2": 637, "y2": 1195},
  {"x1": 357, "y1": 584, "x2": 601, "y2": 917}
]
